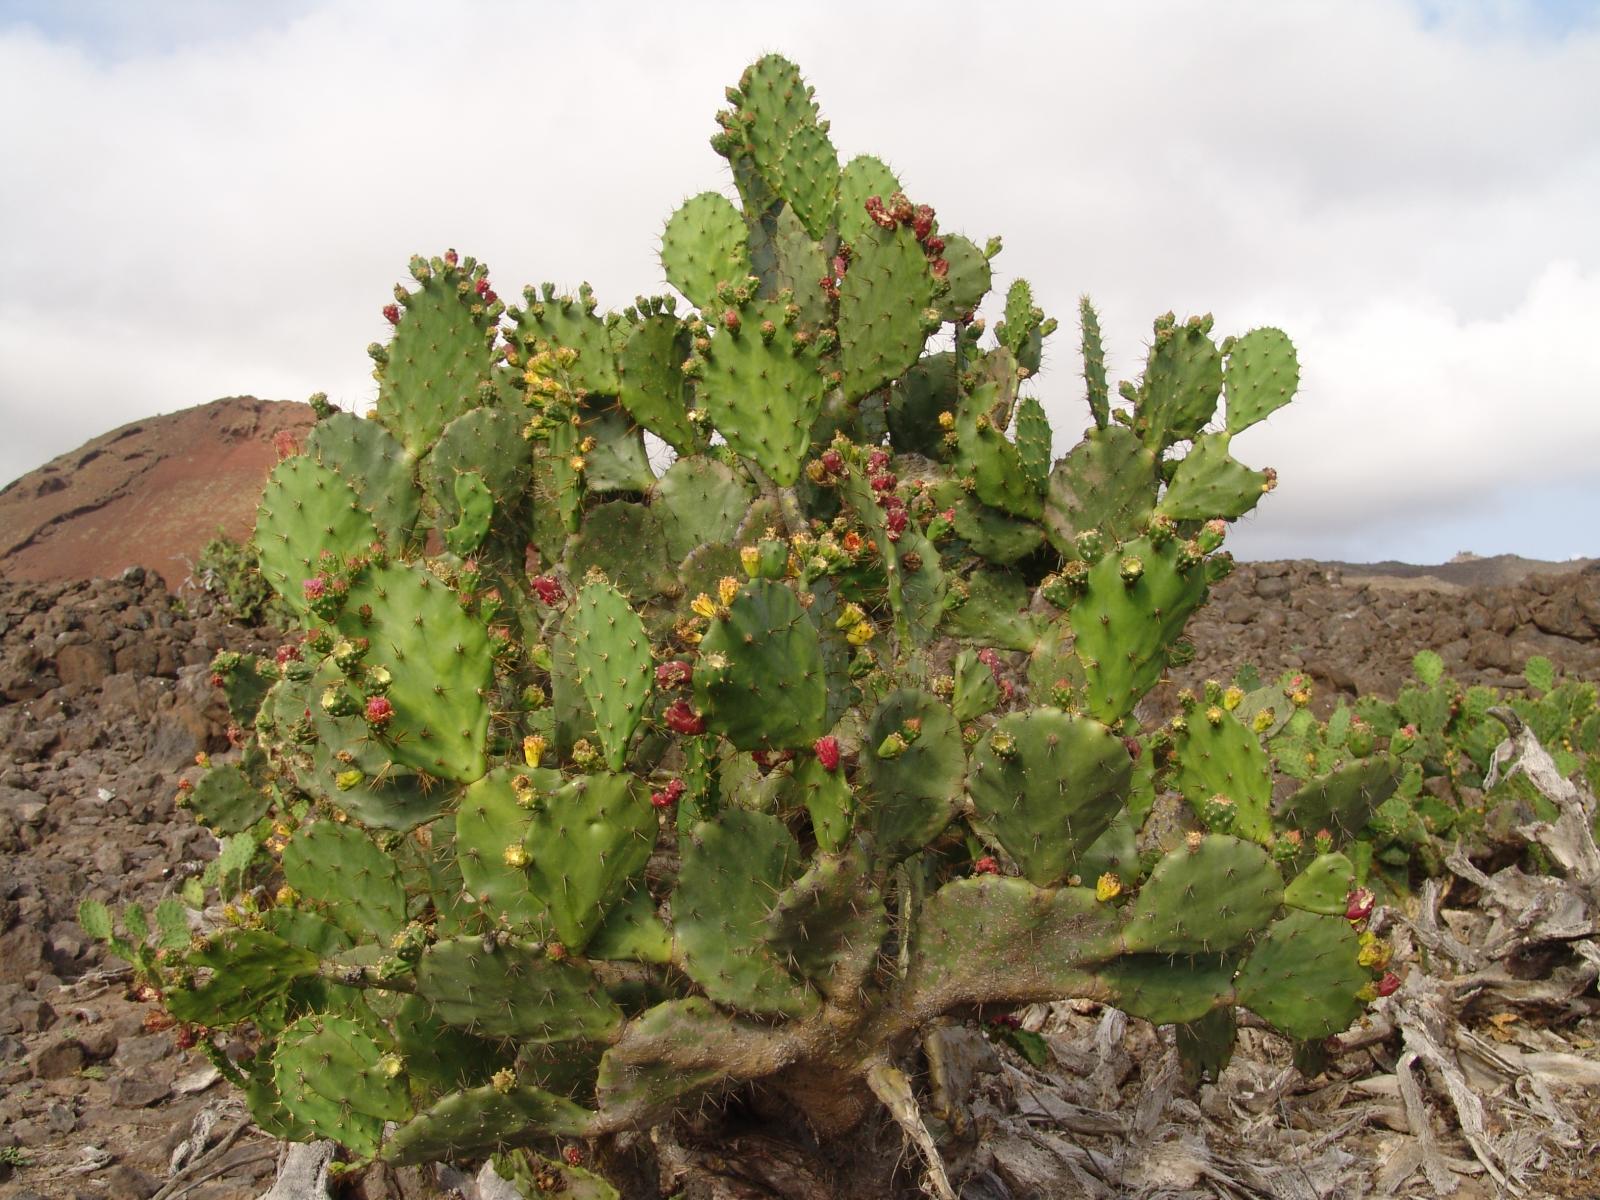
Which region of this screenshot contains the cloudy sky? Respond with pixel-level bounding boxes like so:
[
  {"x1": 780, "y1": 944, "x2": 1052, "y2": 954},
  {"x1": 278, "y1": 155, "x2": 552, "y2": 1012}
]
[{"x1": 2, "y1": 0, "x2": 1596, "y2": 563}]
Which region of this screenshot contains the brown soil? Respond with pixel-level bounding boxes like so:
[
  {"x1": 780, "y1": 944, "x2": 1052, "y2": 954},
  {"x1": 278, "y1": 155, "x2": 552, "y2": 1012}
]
[{"x1": 0, "y1": 398, "x2": 314, "y2": 593}]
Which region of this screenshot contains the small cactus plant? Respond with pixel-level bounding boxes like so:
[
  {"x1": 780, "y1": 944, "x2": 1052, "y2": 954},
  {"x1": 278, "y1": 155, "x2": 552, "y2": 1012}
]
[{"x1": 107, "y1": 54, "x2": 1400, "y2": 1191}]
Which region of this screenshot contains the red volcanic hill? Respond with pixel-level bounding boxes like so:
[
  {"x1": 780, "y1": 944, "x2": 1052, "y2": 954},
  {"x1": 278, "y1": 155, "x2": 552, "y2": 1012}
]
[{"x1": 0, "y1": 397, "x2": 315, "y2": 591}]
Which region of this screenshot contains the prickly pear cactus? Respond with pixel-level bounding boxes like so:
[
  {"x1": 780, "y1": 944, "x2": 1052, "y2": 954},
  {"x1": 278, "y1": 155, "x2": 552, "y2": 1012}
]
[{"x1": 116, "y1": 55, "x2": 1397, "y2": 1191}]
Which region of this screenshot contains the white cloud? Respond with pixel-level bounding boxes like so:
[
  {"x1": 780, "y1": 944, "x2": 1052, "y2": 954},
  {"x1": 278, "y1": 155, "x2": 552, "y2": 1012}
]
[{"x1": 1, "y1": 0, "x2": 1596, "y2": 561}]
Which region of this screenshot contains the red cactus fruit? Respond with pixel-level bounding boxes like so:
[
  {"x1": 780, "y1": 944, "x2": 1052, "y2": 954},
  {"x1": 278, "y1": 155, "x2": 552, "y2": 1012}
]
[
  {"x1": 1345, "y1": 887, "x2": 1375, "y2": 923},
  {"x1": 275, "y1": 644, "x2": 302, "y2": 666},
  {"x1": 820, "y1": 448, "x2": 845, "y2": 474},
  {"x1": 655, "y1": 660, "x2": 692, "y2": 688},
  {"x1": 923, "y1": 235, "x2": 946, "y2": 257},
  {"x1": 382, "y1": 303, "x2": 401, "y2": 325},
  {"x1": 475, "y1": 277, "x2": 491, "y2": 297},
  {"x1": 722, "y1": 308, "x2": 741, "y2": 332},
  {"x1": 273, "y1": 429, "x2": 300, "y2": 461},
  {"x1": 562, "y1": 1145, "x2": 584, "y2": 1167},
  {"x1": 814, "y1": 734, "x2": 841, "y2": 772},
  {"x1": 866, "y1": 448, "x2": 891, "y2": 472},
  {"x1": 650, "y1": 778, "x2": 686, "y2": 808},
  {"x1": 664, "y1": 699, "x2": 706, "y2": 736},
  {"x1": 930, "y1": 258, "x2": 950, "y2": 279},
  {"x1": 530, "y1": 574, "x2": 562, "y2": 605},
  {"x1": 302, "y1": 576, "x2": 328, "y2": 601},
  {"x1": 974, "y1": 855, "x2": 1000, "y2": 875},
  {"x1": 1376, "y1": 971, "x2": 1401, "y2": 997},
  {"x1": 864, "y1": 195, "x2": 896, "y2": 230},
  {"x1": 911, "y1": 205, "x2": 935, "y2": 240},
  {"x1": 888, "y1": 193, "x2": 914, "y2": 223},
  {"x1": 870, "y1": 472, "x2": 897, "y2": 493}
]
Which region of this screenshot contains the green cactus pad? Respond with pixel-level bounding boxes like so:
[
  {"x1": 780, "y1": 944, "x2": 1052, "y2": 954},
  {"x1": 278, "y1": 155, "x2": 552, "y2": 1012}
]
[
  {"x1": 1099, "y1": 954, "x2": 1235, "y2": 1025},
  {"x1": 510, "y1": 283, "x2": 619, "y2": 396},
  {"x1": 1224, "y1": 327, "x2": 1299, "y2": 435},
  {"x1": 835, "y1": 154, "x2": 900, "y2": 248},
  {"x1": 1120, "y1": 835, "x2": 1282, "y2": 955},
  {"x1": 393, "y1": 994, "x2": 507, "y2": 1095},
  {"x1": 906, "y1": 876, "x2": 1118, "y2": 1014},
  {"x1": 163, "y1": 929, "x2": 318, "y2": 1028},
  {"x1": 1277, "y1": 756, "x2": 1402, "y2": 846},
  {"x1": 694, "y1": 579, "x2": 827, "y2": 751},
  {"x1": 1171, "y1": 705, "x2": 1274, "y2": 843},
  {"x1": 839, "y1": 220, "x2": 937, "y2": 401},
  {"x1": 772, "y1": 121, "x2": 839, "y2": 240},
  {"x1": 956, "y1": 382, "x2": 1043, "y2": 521},
  {"x1": 384, "y1": 1081, "x2": 591, "y2": 1166},
  {"x1": 596, "y1": 997, "x2": 793, "y2": 1128},
  {"x1": 861, "y1": 689, "x2": 964, "y2": 861},
  {"x1": 737, "y1": 54, "x2": 822, "y2": 194},
  {"x1": 1013, "y1": 395, "x2": 1052, "y2": 493},
  {"x1": 1235, "y1": 910, "x2": 1366, "y2": 1039},
  {"x1": 334, "y1": 562, "x2": 491, "y2": 783},
  {"x1": 661, "y1": 193, "x2": 751, "y2": 313},
  {"x1": 575, "y1": 398, "x2": 657, "y2": 497},
  {"x1": 937, "y1": 234, "x2": 992, "y2": 322},
  {"x1": 304, "y1": 412, "x2": 420, "y2": 546},
  {"x1": 186, "y1": 763, "x2": 270, "y2": 835},
  {"x1": 521, "y1": 772, "x2": 655, "y2": 953},
  {"x1": 426, "y1": 406, "x2": 531, "y2": 548},
  {"x1": 940, "y1": 567, "x2": 1045, "y2": 651},
  {"x1": 456, "y1": 766, "x2": 559, "y2": 930},
  {"x1": 887, "y1": 351, "x2": 957, "y2": 456},
  {"x1": 415, "y1": 936, "x2": 624, "y2": 1041},
  {"x1": 571, "y1": 578, "x2": 654, "y2": 771},
  {"x1": 1070, "y1": 535, "x2": 1209, "y2": 723},
  {"x1": 675, "y1": 541, "x2": 743, "y2": 603},
  {"x1": 1135, "y1": 315, "x2": 1222, "y2": 450},
  {"x1": 254, "y1": 457, "x2": 379, "y2": 618},
  {"x1": 763, "y1": 204, "x2": 833, "y2": 329},
  {"x1": 281, "y1": 819, "x2": 407, "y2": 940},
  {"x1": 1156, "y1": 432, "x2": 1271, "y2": 521},
  {"x1": 566, "y1": 500, "x2": 674, "y2": 601},
  {"x1": 1284, "y1": 852, "x2": 1357, "y2": 915},
  {"x1": 585, "y1": 880, "x2": 672, "y2": 964},
  {"x1": 951, "y1": 649, "x2": 1001, "y2": 723},
  {"x1": 273, "y1": 1011, "x2": 410, "y2": 1157},
  {"x1": 693, "y1": 295, "x2": 827, "y2": 487},
  {"x1": 1043, "y1": 425, "x2": 1159, "y2": 558},
  {"x1": 763, "y1": 847, "x2": 886, "y2": 993},
  {"x1": 967, "y1": 709, "x2": 1133, "y2": 886},
  {"x1": 443, "y1": 471, "x2": 493, "y2": 555},
  {"x1": 674, "y1": 808, "x2": 819, "y2": 1017},
  {"x1": 654, "y1": 454, "x2": 757, "y2": 566},
  {"x1": 1079, "y1": 297, "x2": 1110, "y2": 430},
  {"x1": 1176, "y1": 1007, "x2": 1238, "y2": 1087},
  {"x1": 374, "y1": 254, "x2": 501, "y2": 459},
  {"x1": 950, "y1": 494, "x2": 1046, "y2": 566},
  {"x1": 791, "y1": 754, "x2": 853, "y2": 852},
  {"x1": 1075, "y1": 809, "x2": 1139, "y2": 887},
  {"x1": 618, "y1": 311, "x2": 702, "y2": 452}
]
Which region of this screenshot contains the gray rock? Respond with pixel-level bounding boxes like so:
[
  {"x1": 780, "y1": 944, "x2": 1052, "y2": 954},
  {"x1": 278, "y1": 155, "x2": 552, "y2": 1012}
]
[
  {"x1": 110, "y1": 1075, "x2": 171, "y2": 1108},
  {"x1": 31, "y1": 1037, "x2": 86, "y2": 1079}
]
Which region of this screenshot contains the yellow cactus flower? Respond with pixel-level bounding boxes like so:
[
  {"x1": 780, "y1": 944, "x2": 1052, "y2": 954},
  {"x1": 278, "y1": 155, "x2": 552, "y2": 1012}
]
[
  {"x1": 740, "y1": 545, "x2": 762, "y2": 576},
  {"x1": 522, "y1": 734, "x2": 547, "y2": 767},
  {"x1": 717, "y1": 575, "x2": 742, "y2": 606},
  {"x1": 846, "y1": 620, "x2": 876, "y2": 646},
  {"x1": 691, "y1": 593, "x2": 718, "y2": 619},
  {"x1": 1095, "y1": 873, "x2": 1122, "y2": 902}
]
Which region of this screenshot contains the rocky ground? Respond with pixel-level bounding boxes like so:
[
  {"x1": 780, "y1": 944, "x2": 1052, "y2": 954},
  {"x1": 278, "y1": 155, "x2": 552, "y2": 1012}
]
[{"x1": 0, "y1": 558, "x2": 1596, "y2": 1200}]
